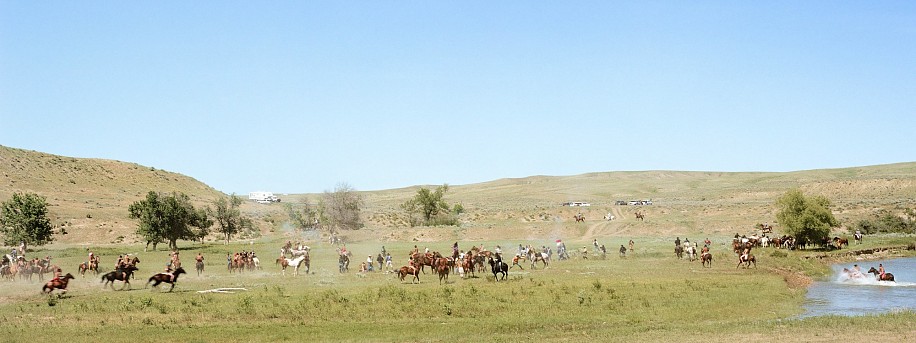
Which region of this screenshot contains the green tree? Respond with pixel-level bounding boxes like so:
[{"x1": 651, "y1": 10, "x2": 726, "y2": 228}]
[
  {"x1": 320, "y1": 183, "x2": 363, "y2": 233},
  {"x1": 129, "y1": 191, "x2": 212, "y2": 251},
  {"x1": 286, "y1": 201, "x2": 319, "y2": 231},
  {"x1": 401, "y1": 184, "x2": 456, "y2": 226},
  {"x1": 210, "y1": 193, "x2": 253, "y2": 244},
  {"x1": 775, "y1": 189, "x2": 839, "y2": 248},
  {"x1": 0, "y1": 192, "x2": 54, "y2": 246}
]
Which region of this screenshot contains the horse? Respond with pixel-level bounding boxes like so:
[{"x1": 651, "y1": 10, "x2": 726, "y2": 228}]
[
  {"x1": 701, "y1": 252, "x2": 712, "y2": 268},
  {"x1": 42, "y1": 273, "x2": 75, "y2": 295},
  {"x1": 101, "y1": 265, "x2": 139, "y2": 290},
  {"x1": 674, "y1": 245, "x2": 683, "y2": 259},
  {"x1": 685, "y1": 246, "x2": 697, "y2": 261},
  {"x1": 436, "y1": 263, "x2": 450, "y2": 284},
  {"x1": 574, "y1": 213, "x2": 585, "y2": 223},
  {"x1": 736, "y1": 254, "x2": 756, "y2": 269},
  {"x1": 78, "y1": 260, "x2": 100, "y2": 277},
  {"x1": 854, "y1": 232, "x2": 864, "y2": 245},
  {"x1": 867, "y1": 267, "x2": 895, "y2": 282},
  {"x1": 833, "y1": 237, "x2": 849, "y2": 249},
  {"x1": 488, "y1": 257, "x2": 508, "y2": 281},
  {"x1": 634, "y1": 211, "x2": 645, "y2": 221},
  {"x1": 411, "y1": 253, "x2": 434, "y2": 274},
  {"x1": 397, "y1": 265, "x2": 420, "y2": 284},
  {"x1": 146, "y1": 267, "x2": 186, "y2": 292},
  {"x1": 278, "y1": 255, "x2": 308, "y2": 276},
  {"x1": 338, "y1": 254, "x2": 350, "y2": 273},
  {"x1": 528, "y1": 251, "x2": 549, "y2": 269},
  {"x1": 196, "y1": 260, "x2": 204, "y2": 276}
]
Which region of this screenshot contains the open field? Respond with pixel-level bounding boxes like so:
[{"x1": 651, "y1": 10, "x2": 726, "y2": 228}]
[
  {"x1": 2, "y1": 235, "x2": 915, "y2": 342},
  {"x1": 3, "y1": 146, "x2": 916, "y2": 341},
  {"x1": 4, "y1": 145, "x2": 916, "y2": 246}
]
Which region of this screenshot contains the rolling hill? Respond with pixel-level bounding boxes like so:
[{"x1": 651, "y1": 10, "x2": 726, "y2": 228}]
[{"x1": 2, "y1": 144, "x2": 915, "y2": 245}]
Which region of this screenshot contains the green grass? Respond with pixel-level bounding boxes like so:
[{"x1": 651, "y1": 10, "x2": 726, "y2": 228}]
[{"x1": 3, "y1": 236, "x2": 915, "y2": 342}]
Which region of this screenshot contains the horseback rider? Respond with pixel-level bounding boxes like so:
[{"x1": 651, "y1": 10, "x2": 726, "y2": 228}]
[
  {"x1": 674, "y1": 237, "x2": 681, "y2": 247},
  {"x1": 452, "y1": 242, "x2": 459, "y2": 260},
  {"x1": 741, "y1": 248, "x2": 750, "y2": 262},
  {"x1": 878, "y1": 264, "x2": 886, "y2": 280}
]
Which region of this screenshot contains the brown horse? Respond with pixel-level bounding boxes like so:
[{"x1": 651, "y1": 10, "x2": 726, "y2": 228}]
[
  {"x1": 437, "y1": 263, "x2": 450, "y2": 284},
  {"x1": 867, "y1": 267, "x2": 895, "y2": 282},
  {"x1": 736, "y1": 254, "x2": 756, "y2": 269},
  {"x1": 701, "y1": 252, "x2": 712, "y2": 268},
  {"x1": 146, "y1": 267, "x2": 186, "y2": 291},
  {"x1": 78, "y1": 260, "x2": 100, "y2": 276},
  {"x1": 574, "y1": 213, "x2": 585, "y2": 223},
  {"x1": 634, "y1": 212, "x2": 645, "y2": 221},
  {"x1": 42, "y1": 273, "x2": 75, "y2": 295},
  {"x1": 412, "y1": 253, "x2": 434, "y2": 274},
  {"x1": 397, "y1": 265, "x2": 420, "y2": 284},
  {"x1": 833, "y1": 237, "x2": 849, "y2": 249}
]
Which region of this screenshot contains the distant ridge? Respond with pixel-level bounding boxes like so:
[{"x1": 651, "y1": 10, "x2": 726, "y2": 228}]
[{"x1": 2, "y1": 144, "x2": 915, "y2": 245}]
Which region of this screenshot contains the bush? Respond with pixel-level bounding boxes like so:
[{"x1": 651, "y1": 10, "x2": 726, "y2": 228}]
[{"x1": 852, "y1": 210, "x2": 916, "y2": 235}]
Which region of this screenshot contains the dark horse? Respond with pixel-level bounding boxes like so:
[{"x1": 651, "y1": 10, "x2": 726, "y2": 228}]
[
  {"x1": 436, "y1": 263, "x2": 450, "y2": 284},
  {"x1": 42, "y1": 273, "x2": 75, "y2": 295},
  {"x1": 736, "y1": 254, "x2": 756, "y2": 269},
  {"x1": 867, "y1": 267, "x2": 895, "y2": 282},
  {"x1": 146, "y1": 267, "x2": 186, "y2": 292},
  {"x1": 634, "y1": 211, "x2": 645, "y2": 221},
  {"x1": 101, "y1": 265, "x2": 139, "y2": 290},
  {"x1": 196, "y1": 260, "x2": 204, "y2": 276},
  {"x1": 488, "y1": 257, "x2": 508, "y2": 281},
  {"x1": 397, "y1": 265, "x2": 420, "y2": 284},
  {"x1": 675, "y1": 245, "x2": 684, "y2": 259},
  {"x1": 574, "y1": 213, "x2": 585, "y2": 223},
  {"x1": 701, "y1": 252, "x2": 712, "y2": 268}
]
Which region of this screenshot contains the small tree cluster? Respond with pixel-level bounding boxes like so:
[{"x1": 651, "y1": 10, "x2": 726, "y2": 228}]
[
  {"x1": 775, "y1": 189, "x2": 838, "y2": 248},
  {"x1": 320, "y1": 183, "x2": 363, "y2": 233},
  {"x1": 209, "y1": 193, "x2": 254, "y2": 244},
  {"x1": 129, "y1": 191, "x2": 212, "y2": 251},
  {"x1": 852, "y1": 209, "x2": 916, "y2": 235},
  {"x1": 0, "y1": 192, "x2": 54, "y2": 246},
  {"x1": 401, "y1": 184, "x2": 459, "y2": 226},
  {"x1": 286, "y1": 202, "x2": 320, "y2": 231}
]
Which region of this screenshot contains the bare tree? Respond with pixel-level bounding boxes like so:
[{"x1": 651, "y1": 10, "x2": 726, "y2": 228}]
[{"x1": 321, "y1": 183, "x2": 363, "y2": 232}]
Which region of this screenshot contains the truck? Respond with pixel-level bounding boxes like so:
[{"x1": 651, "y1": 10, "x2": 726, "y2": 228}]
[{"x1": 248, "y1": 191, "x2": 280, "y2": 203}]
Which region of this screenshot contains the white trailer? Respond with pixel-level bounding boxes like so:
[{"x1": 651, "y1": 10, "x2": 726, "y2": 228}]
[{"x1": 248, "y1": 192, "x2": 280, "y2": 203}]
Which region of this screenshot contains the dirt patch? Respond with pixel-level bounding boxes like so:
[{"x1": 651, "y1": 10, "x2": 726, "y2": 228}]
[{"x1": 769, "y1": 267, "x2": 813, "y2": 289}]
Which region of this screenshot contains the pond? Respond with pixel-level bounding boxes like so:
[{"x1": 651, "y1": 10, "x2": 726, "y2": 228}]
[{"x1": 802, "y1": 256, "x2": 916, "y2": 317}]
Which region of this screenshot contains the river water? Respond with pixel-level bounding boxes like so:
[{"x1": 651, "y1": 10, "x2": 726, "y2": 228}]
[{"x1": 802, "y1": 257, "x2": 916, "y2": 317}]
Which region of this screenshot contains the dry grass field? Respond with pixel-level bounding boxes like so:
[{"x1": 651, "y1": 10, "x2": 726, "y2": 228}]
[
  {"x1": 4, "y1": 144, "x2": 914, "y2": 246},
  {"x1": 2, "y1": 145, "x2": 916, "y2": 342}
]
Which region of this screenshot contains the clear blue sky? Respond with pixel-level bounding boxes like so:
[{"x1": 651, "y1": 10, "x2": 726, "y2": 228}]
[{"x1": 2, "y1": 2, "x2": 914, "y2": 194}]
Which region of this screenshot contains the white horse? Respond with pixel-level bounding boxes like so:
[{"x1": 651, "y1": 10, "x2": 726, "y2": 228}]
[
  {"x1": 685, "y1": 246, "x2": 697, "y2": 261},
  {"x1": 604, "y1": 213, "x2": 615, "y2": 221},
  {"x1": 279, "y1": 255, "x2": 308, "y2": 276},
  {"x1": 251, "y1": 256, "x2": 261, "y2": 270},
  {"x1": 759, "y1": 236, "x2": 770, "y2": 248}
]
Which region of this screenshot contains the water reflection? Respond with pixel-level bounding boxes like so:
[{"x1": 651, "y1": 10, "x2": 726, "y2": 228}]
[{"x1": 802, "y1": 257, "x2": 916, "y2": 317}]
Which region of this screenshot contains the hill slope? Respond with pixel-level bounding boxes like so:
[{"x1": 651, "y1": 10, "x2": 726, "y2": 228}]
[
  {"x1": 0, "y1": 145, "x2": 224, "y2": 245},
  {"x1": 2, "y1": 145, "x2": 915, "y2": 245}
]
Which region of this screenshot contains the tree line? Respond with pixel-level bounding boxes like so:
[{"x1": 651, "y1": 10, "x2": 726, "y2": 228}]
[{"x1": 3, "y1": 185, "x2": 891, "y2": 251}]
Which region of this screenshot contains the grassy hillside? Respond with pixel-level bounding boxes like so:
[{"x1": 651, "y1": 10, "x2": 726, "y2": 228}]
[
  {"x1": 2, "y1": 144, "x2": 915, "y2": 246},
  {"x1": 0, "y1": 145, "x2": 224, "y2": 245}
]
